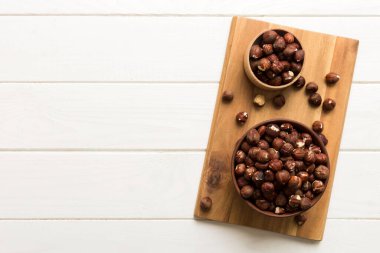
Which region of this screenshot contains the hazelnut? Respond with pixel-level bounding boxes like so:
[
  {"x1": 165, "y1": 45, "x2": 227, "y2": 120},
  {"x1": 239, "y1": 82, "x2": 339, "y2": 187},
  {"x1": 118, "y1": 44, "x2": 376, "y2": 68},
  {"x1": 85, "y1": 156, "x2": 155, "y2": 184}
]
[
  {"x1": 200, "y1": 197, "x2": 212, "y2": 211},
  {"x1": 240, "y1": 141, "x2": 251, "y2": 153},
  {"x1": 295, "y1": 214, "x2": 307, "y2": 226},
  {"x1": 312, "y1": 180, "x2": 325, "y2": 193},
  {"x1": 323, "y1": 98, "x2": 336, "y2": 111},
  {"x1": 256, "y1": 150, "x2": 270, "y2": 163},
  {"x1": 266, "y1": 124, "x2": 280, "y2": 137},
  {"x1": 267, "y1": 148, "x2": 280, "y2": 160},
  {"x1": 305, "y1": 82, "x2": 318, "y2": 93},
  {"x1": 294, "y1": 49, "x2": 305, "y2": 62},
  {"x1": 293, "y1": 76, "x2": 306, "y2": 88},
  {"x1": 314, "y1": 165, "x2": 329, "y2": 180},
  {"x1": 279, "y1": 131, "x2": 288, "y2": 139},
  {"x1": 236, "y1": 112, "x2": 248, "y2": 125},
  {"x1": 290, "y1": 62, "x2": 302, "y2": 74},
  {"x1": 261, "y1": 182, "x2": 275, "y2": 193},
  {"x1": 300, "y1": 197, "x2": 312, "y2": 211},
  {"x1": 272, "y1": 138, "x2": 285, "y2": 150},
  {"x1": 284, "y1": 32, "x2": 295, "y2": 43},
  {"x1": 281, "y1": 61, "x2": 291, "y2": 71},
  {"x1": 240, "y1": 185, "x2": 254, "y2": 199},
  {"x1": 268, "y1": 202, "x2": 276, "y2": 211},
  {"x1": 245, "y1": 157, "x2": 255, "y2": 167},
  {"x1": 255, "y1": 199, "x2": 270, "y2": 210},
  {"x1": 275, "y1": 207, "x2": 286, "y2": 214},
  {"x1": 264, "y1": 169, "x2": 275, "y2": 181},
  {"x1": 252, "y1": 170, "x2": 264, "y2": 187},
  {"x1": 315, "y1": 153, "x2": 328, "y2": 165},
  {"x1": 289, "y1": 194, "x2": 302, "y2": 208},
  {"x1": 285, "y1": 160, "x2": 296, "y2": 173},
  {"x1": 258, "y1": 125, "x2": 266, "y2": 136},
  {"x1": 265, "y1": 70, "x2": 276, "y2": 80},
  {"x1": 257, "y1": 58, "x2": 271, "y2": 71},
  {"x1": 273, "y1": 36, "x2": 286, "y2": 52},
  {"x1": 255, "y1": 69, "x2": 269, "y2": 82},
  {"x1": 309, "y1": 144, "x2": 322, "y2": 154},
  {"x1": 295, "y1": 160, "x2": 306, "y2": 171},
  {"x1": 270, "y1": 61, "x2": 284, "y2": 74},
  {"x1": 288, "y1": 42, "x2": 300, "y2": 49},
  {"x1": 268, "y1": 76, "x2": 282, "y2": 86},
  {"x1": 255, "y1": 162, "x2": 269, "y2": 170},
  {"x1": 252, "y1": 189, "x2": 262, "y2": 200},
  {"x1": 292, "y1": 148, "x2": 306, "y2": 160},
  {"x1": 257, "y1": 139, "x2": 270, "y2": 150},
  {"x1": 276, "y1": 170, "x2": 290, "y2": 185},
  {"x1": 253, "y1": 94, "x2": 266, "y2": 107},
  {"x1": 280, "y1": 143, "x2": 294, "y2": 156},
  {"x1": 275, "y1": 193, "x2": 288, "y2": 206},
  {"x1": 301, "y1": 133, "x2": 312, "y2": 147},
  {"x1": 244, "y1": 167, "x2": 256, "y2": 180},
  {"x1": 280, "y1": 123, "x2": 293, "y2": 132},
  {"x1": 234, "y1": 163, "x2": 246, "y2": 176},
  {"x1": 246, "y1": 129, "x2": 260, "y2": 144},
  {"x1": 302, "y1": 181, "x2": 312, "y2": 192},
  {"x1": 319, "y1": 134, "x2": 328, "y2": 146},
  {"x1": 295, "y1": 139, "x2": 305, "y2": 148},
  {"x1": 282, "y1": 71, "x2": 295, "y2": 83},
  {"x1": 262, "y1": 44, "x2": 273, "y2": 55},
  {"x1": 237, "y1": 177, "x2": 249, "y2": 187},
  {"x1": 288, "y1": 176, "x2": 302, "y2": 191},
  {"x1": 273, "y1": 94, "x2": 286, "y2": 108},
  {"x1": 248, "y1": 147, "x2": 261, "y2": 160},
  {"x1": 325, "y1": 72, "x2": 340, "y2": 84},
  {"x1": 304, "y1": 150, "x2": 316, "y2": 164},
  {"x1": 267, "y1": 53, "x2": 279, "y2": 63},
  {"x1": 308, "y1": 93, "x2": 322, "y2": 106},
  {"x1": 222, "y1": 90, "x2": 233, "y2": 102},
  {"x1": 283, "y1": 45, "x2": 297, "y2": 58},
  {"x1": 308, "y1": 173, "x2": 315, "y2": 183},
  {"x1": 235, "y1": 150, "x2": 246, "y2": 163},
  {"x1": 250, "y1": 45, "x2": 263, "y2": 59},
  {"x1": 269, "y1": 159, "x2": 283, "y2": 172},
  {"x1": 298, "y1": 171, "x2": 309, "y2": 183},
  {"x1": 305, "y1": 164, "x2": 316, "y2": 174},
  {"x1": 312, "y1": 121, "x2": 324, "y2": 133},
  {"x1": 304, "y1": 190, "x2": 314, "y2": 200},
  {"x1": 262, "y1": 30, "x2": 278, "y2": 44}
]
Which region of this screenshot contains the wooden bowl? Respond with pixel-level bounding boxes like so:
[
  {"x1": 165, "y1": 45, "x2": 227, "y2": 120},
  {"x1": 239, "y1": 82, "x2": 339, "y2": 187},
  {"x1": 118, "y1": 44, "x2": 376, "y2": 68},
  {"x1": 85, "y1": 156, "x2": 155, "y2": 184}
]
[
  {"x1": 231, "y1": 118, "x2": 330, "y2": 218},
  {"x1": 243, "y1": 29, "x2": 305, "y2": 91}
]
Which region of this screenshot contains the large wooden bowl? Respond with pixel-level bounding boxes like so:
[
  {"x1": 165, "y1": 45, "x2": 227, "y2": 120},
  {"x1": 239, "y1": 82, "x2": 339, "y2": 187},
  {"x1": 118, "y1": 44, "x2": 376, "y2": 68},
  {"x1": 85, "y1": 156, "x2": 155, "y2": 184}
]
[
  {"x1": 243, "y1": 29, "x2": 305, "y2": 91},
  {"x1": 231, "y1": 118, "x2": 330, "y2": 218}
]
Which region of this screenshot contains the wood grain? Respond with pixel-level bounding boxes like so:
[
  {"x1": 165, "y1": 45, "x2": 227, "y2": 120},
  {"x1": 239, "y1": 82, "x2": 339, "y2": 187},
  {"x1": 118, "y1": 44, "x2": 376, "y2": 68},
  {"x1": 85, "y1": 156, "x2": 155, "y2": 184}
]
[{"x1": 194, "y1": 17, "x2": 359, "y2": 240}]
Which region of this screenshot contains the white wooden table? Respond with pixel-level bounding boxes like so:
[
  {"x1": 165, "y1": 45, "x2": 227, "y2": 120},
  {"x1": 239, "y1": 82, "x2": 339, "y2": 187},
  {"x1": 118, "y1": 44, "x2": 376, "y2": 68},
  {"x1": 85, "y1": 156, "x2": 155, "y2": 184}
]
[{"x1": 0, "y1": 1, "x2": 379, "y2": 252}]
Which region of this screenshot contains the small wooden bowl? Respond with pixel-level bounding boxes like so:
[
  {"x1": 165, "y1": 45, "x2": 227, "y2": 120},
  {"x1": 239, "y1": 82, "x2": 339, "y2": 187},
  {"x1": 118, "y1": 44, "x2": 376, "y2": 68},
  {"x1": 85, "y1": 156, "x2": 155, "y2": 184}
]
[
  {"x1": 231, "y1": 118, "x2": 330, "y2": 218},
  {"x1": 243, "y1": 29, "x2": 305, "y2": 91}
]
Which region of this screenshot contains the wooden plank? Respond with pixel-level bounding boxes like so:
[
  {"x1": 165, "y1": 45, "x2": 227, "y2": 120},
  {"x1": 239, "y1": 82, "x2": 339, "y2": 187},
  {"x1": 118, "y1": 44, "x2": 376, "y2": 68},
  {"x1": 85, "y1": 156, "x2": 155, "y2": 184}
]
[
  {"x1": 0, "y1": 16, "x2": 376, "y2": 82},
  {"x1": 0, "y1": 151, "x2": 377, "y2": 218},
  {"x1": 0, "y1": 220, "x2": 378, "y2": 252},
  {"x1": 194, "y1": 17, "x2": 358, "y2": 240},
  {"x1": 0, "y1": 83, "x2": 377, "y2": 150},
  {"x1": 0, "y1": 0, "x2": 379, "y2": 15}
]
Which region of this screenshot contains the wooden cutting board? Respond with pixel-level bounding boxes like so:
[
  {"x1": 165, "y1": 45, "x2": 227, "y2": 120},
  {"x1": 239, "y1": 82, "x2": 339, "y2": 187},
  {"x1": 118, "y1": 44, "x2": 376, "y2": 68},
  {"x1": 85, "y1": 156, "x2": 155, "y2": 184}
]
[{"x1": 194, "y1": 17, "x2": 359, "y2": 241}]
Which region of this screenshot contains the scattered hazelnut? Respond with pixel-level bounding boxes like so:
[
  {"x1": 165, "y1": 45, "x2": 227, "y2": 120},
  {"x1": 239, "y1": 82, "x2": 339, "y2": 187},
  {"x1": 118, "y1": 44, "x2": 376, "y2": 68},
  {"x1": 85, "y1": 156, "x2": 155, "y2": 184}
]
[
  {"x1": 293, "y1": 76, "x2": 306, "y2": 88},
  {"x1": 200, "y1": 197, "x2": 212, "y2": 211},
  {"x1": 312, "y1": 121, "x2": 324, "y2": 133},
  {"x1": 305, "y1": 82, "x2": 318, "y2": 93},
  {"x1": 273, "y1": 94, "x2": 286, "y2": 108},
  {"x1": 234, "y1": 163, "x2": 246, "y2": 176},
  {"x1": 308, "y1": 93, "x2": 322, "y2": 106},
  {"x1": 314, "y1": 165, "x2": 330, "y2": 180},
  {"x1": 323, "y1": 98, "x2": 336, "y2": 111},
  {"x1": 253, "y1": 94, "x2": 266, "y2": 107},
  {"x1": 250, "y1": 45, "x2": 263, "y2": 59},
  {"x1": 240, "y1": 185, "x2": 254, "y2": 199},
  {"x1": 262, "y1": 30, "x2": 278, "y2": 44},
  {"x1": 325, "y1": 72, "x2": 340, "y2": 84},
  {"x1": 236, "y1": 112, "x2": 248, "y2": 125},
  {"x1": 222, "y1": 90, "x2": 234, "y2": 102},
  {"x1": 295, "y1": 214, "x2": 307, "y2": 226}
]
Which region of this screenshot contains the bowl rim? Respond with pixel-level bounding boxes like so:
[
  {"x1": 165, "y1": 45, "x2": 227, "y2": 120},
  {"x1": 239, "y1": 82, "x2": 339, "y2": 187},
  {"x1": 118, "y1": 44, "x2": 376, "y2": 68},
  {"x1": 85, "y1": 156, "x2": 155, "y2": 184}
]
[
  {"x1": 231, "y1": 118, "x2": 330, "y2": 218},
  {"x1": 244, "y1": 29, "x2": 305, "y2": 91}
]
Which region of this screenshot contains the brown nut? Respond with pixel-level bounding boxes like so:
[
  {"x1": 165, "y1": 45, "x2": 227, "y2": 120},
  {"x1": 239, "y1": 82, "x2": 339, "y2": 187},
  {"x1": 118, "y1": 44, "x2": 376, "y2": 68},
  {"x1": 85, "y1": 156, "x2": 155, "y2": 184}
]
[
  {"x1": 323, "y1": 98, "x2": 336, "y2": 111},
  {"x1": 200, "y1": 197, "x2": 212, "y2": 211},
  {"x1": 295, "y1": 160, "x2": 306, "y2": 171},
  {"x1": 262, "y1": 44, "x2": 273, "y2": 55},
  {"x1": 244, "y1": 167, "x2": 256, "y2": 180},
  {"x1": 276, "y1": 170, "x2": 290, "y2": 185},
  {"x1": 268, "y1": 159, "x2": 283, "y2": 172},
  {"x1": 283, "y1": 45, "x2": 297, "y2": 58},
  {"x1": 304, "y1": 150, "x2": 316, "y2": 164},
  {"x1": 248, "y1": 147, "x2": 261, "y2": 160},
  {"x1": 261, "y1": 182, "x2": 275, "y2": 193},
  {"x1": 288, "y1": 176, "x2": 302, "y2": 191},
  {"x1": 292, "y1": 148, "x2": 306, "y2": 160},
  {"x1": 246, "y1": 129, "x2": 260, "y2": 144},
  {"x1": 319, "y1": 134, "x2": 328, "y2": 146},
  {"x1": 240, "y1": 141, "x2": 251, "y2": 153},
  {"x1": 275, "y1": 193, "x2": 288, "y2": 206},
  {"x1": 284, "y1": 32, "x2": 295, "y2": 43},
  {"x1": 273, "y1": 36, "x2": 286, "y2": 52},
  {"x1": 255, "y1": 162, "x2": 269, "y2": 170},
  {"x1": 281, "y1": 61, "x2": 291, "y2": 71},
  {"x1": 308, "y1": 173, "x2": 315, "y2": 183},
  {"x1": 236, "y1": 112, "x2": 248, "y2": 125},
  {"x1": 305, "y1": 82, "x2": 318, "y2": 93},
  {"x1": 267, "y1": 148, "x2": 280, "y2": 160},
  {"x1": 255, "y1": 199, "x2": 270, "y2": 210},
  {"x1": 297, "y1": 171, "x2": 309, "y2": 183},
  {"x1": 308, "y1": 93, "x2": 322, "y2": 106},
  {"x1": 312, "y1": 180, "x2": 325, "y2": 193},
  {"x1": 237, "y1": 177, "x2": 249, "y2": 187},
  {"x1": 289, "y1": 194, "x2": 302, "y2": 208},
  {"x1": 252, "y1": 170, "x2": 264, "y2": 187},
  {"x1": 257, "y1": 58, "x2": 271, "y2": 71},
  {"x1": 267, "y1": 53, "x2": 279, "y2": 63},
  {"x1": 264, "y1": 169, "x2": 275, "y2": 181},
  {"x1": 256, "y1": 150, "x2": 270, "y2": 163},
  {"x1": 262, "y1": 30, "x2": 278, "y2": 44},
  {"x1": 257, "y1": 139, "x2": 270, "y2": 150},
  {"x1": 312, "y1": 120, "x2": 324, "y2": 133},
  {"x1": 268, "y1": 76, "x2": 282, "y2": 86},
  {"x1": 315, "y1": 153, "x2": 328, "y2": 165},
  {"x1": 265, "y1": 70, "x2": 276, "y2": 80},
  {"x1": 290, "y1": 62, "x2": 302, "y2": 74},
  {"x1": 235, "y1": 150, "x2": 246, "y2": 163},
  {"x1": 222, "y1": 90, "x2": 233, "y2": 102},
  {"x1": 314, "y1": 165, "x2": 330, "y2": 180},
  {"x1": 275, "y1": 207, "x2": 286, "y2": 214},
  {"x1": 252, "y1": 189, "x2": 262, "y2": 200},
  {"x1": 234, "y1": 163, "x2": 246, "y2": 176},
  {"x1": 304, "y1": 190, "x2": 314, "y2": 200},
  {"x1": 266, "y1": 124, "x2": 280, "y2": 137},
  {"x1": 273, "y1": 94, "x2": 286, "y2": 108},
  {"x1": 282, "y1": 71, "x2": 295, "y2": 83},
  {"x1": 294, "y1": 49, "x2": 305, "y2": 62},
  {"x1": 245, "y1": 157, "x2": 255, "y2": 167},
  {"x1": 302, "y1": 181, "x2": 312, "y2": 192},
  {"x1": 240, "y1": 185, "x2": 254, "y2": 199},
  {"x1": 272, "y1": 138, "x2": 285, "y2": 151},
  {"x1": 280, "y1": 123, "x2": 293, "y2": 132},
  {"x1": 293, "y1": 76, "x2": 306, "y2": 88},
  {"x1": 285, "y1": 160, "x2": 296, "y2": 173},
  {"x1": 271, "y1": 61, "x2": 284, "y2": 74},
  {"x1": 253, "y1": 94, "x2": 266, "y2": 107},
  {"x1": 258, "y1": 125, "x2": 266, "y2": 136},
  {"x1": 295, "y1": 214, "x2": 307, "y2": 226},
  {"x1": 280, "y1": 143, "x2": 294, "y2": 156},
  {"x1": 250, "y1": 45, "x2": 263, "y2": 59},
  {"x1": 301, "y1": 133, "x2": 312, "y2": 147},
  {"x1": 325, "y1": 72, "x2": 340, "y2": 84}
]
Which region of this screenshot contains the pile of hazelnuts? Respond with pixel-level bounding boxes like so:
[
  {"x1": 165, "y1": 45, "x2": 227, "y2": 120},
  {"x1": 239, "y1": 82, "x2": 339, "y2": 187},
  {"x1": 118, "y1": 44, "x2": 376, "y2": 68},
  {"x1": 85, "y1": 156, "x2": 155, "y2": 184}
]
[
  {"x1": 233, "y1": 121, "x2": 329, "y2": 215},
  {"x1": 249, "y1": 30, "x2": 304, "y2": 86}
]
